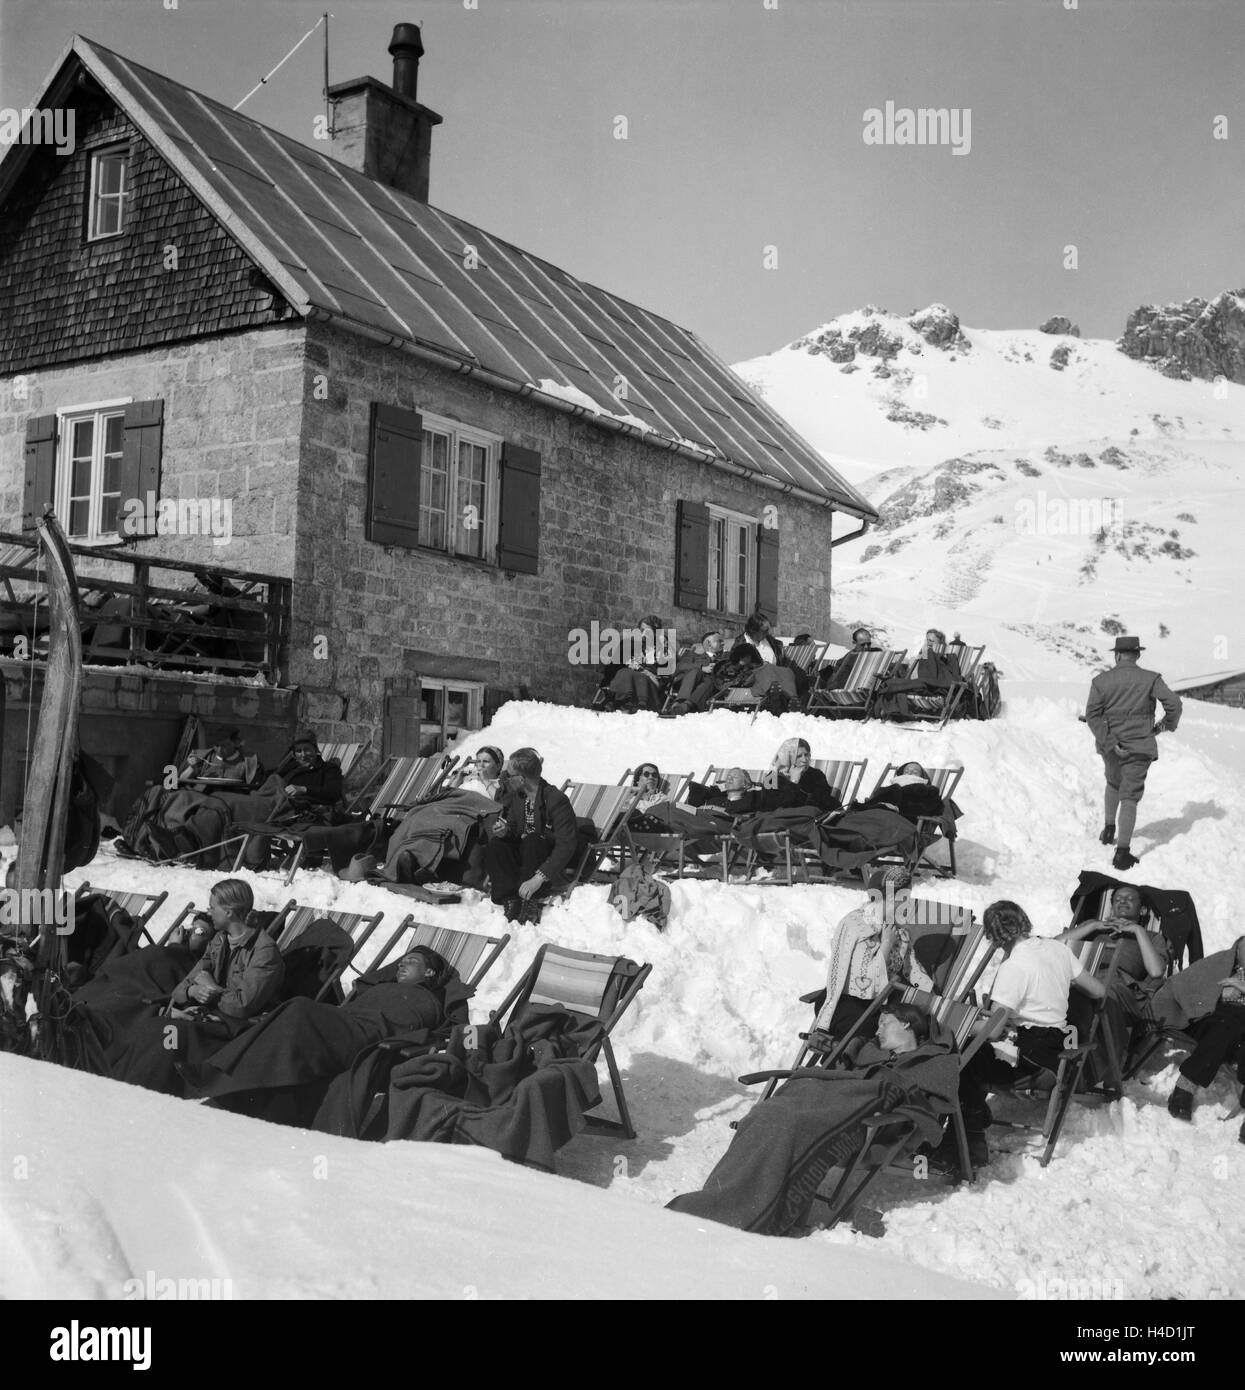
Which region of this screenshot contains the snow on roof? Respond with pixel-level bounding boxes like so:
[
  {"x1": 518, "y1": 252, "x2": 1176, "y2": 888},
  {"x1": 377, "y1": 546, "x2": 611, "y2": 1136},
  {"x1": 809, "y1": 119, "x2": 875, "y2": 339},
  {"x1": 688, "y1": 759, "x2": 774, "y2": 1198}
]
[{"x1": 1170, "y1": 669, "x2": 1245, "y2": 691}]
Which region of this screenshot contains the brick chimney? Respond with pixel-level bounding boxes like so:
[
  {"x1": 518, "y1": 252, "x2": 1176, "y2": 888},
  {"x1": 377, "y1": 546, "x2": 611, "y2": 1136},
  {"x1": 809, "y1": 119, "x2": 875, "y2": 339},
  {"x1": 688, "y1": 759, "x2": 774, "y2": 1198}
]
[{"x1": 328, "y1": 23, "x2": 442, "y2": 203}]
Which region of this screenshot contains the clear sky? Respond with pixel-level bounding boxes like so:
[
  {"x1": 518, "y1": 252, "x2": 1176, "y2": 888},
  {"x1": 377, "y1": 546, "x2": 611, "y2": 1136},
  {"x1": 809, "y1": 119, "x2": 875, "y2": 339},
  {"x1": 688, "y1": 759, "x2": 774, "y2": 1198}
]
[{"x1": 2, "y1": 0, "x2": 1241, "y2": 362}]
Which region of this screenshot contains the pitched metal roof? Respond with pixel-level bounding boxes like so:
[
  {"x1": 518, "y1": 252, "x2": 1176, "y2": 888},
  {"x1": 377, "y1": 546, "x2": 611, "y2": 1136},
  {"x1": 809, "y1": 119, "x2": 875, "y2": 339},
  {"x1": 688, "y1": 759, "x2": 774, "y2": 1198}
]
[{"x1": 2, "y1": 36, "x2": 877, "y2": 519}]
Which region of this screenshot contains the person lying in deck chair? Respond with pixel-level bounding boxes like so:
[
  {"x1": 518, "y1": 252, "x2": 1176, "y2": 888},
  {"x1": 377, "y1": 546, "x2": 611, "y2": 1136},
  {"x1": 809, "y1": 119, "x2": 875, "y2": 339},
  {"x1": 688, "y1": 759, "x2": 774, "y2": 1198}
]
[
  {"x1": 666, "y1": 1001, "x2": 957, "y2": 1237},
  {"x1": 873, "y1": 629, "x2": 965, "y2": 721},
  {"x1": 809, "y1": 868, "x2": 934, "y2": 1039},
  {"x1": 485, "y1": 748, "x2": 582, "y2": 924},
  {"x1": 726, "y1": 740, "x2": 845, "y2": 869},
  {"x1": 958, "y1": 901, "x2": 1105, "y2": 1158},
  {"x1": 216, "y1": 729, "x2": 345, "y2": 869},
  {"x1": 183, "y1": 946, "x2": 468, "y2": 1127},
  {"x1": 813, "y1": 763, "x2": 949, "y2": 878},
  {"x1": 105, "y1": 881, "x2": 284, "y2": 1096},
  {"x1": 1162, "y1": 936, "x2": 1245, "y2": 1130},
  {"x1": 1059, "y1": 883, "x2": 1168, "y2": 1091}
]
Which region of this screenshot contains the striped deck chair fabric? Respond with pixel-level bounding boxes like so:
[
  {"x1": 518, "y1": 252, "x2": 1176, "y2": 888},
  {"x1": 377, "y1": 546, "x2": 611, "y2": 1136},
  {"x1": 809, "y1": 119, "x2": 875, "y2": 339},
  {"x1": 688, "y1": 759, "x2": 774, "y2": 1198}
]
[
  {"x1": 362, "y1": 917, "x2": 510, "y2": 991},
  {"x1": 363, "y1": 754, "x2": 456, "y2": 818},
  {"x1": 783, "y1": 640, "x2": 829, "y2": 677},
  {"x1": 618, "y1": 769, "x2": 694, "y2": 804},
  {"x1": 75, "y1": 882, "x2": 170, "y2": 947},
  {"x1": 273, "y1": 904, "x2": 386, "y2": 1002},
  {"x1": 811, "y1": 758, "x2": 870, "y2": 806},
  {"x1": 559, "y1": 782, "x2": 640, "y2": 887},
  {"x1": 318, "y1": 741, "x2": 365, "y2": 776},
  {"x1": 489, "y1": 942, "x2": 652, "y2": 1138},
  {"x1": 809, "y1": 649, "x2": 902, "y2": 716}
]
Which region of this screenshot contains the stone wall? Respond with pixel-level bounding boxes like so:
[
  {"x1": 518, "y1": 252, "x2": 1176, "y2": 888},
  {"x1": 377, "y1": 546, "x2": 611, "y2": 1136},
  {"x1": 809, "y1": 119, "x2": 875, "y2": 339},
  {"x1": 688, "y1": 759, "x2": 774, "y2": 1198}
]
[
  {"x1": 292, "y1": 320, "x2": 838, "y2": 749},
  {"x1": 0, "y1": 327, "x2": 304, "y2": 577}
]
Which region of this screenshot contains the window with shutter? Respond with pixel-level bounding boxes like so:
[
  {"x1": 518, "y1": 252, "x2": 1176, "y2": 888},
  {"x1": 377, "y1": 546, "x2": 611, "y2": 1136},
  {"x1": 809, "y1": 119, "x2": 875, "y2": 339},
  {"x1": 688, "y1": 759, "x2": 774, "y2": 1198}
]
[
  {"x1": 118, "y1": 399, "x2": 163, "y2": 538},
  {"x1": 497, "y1": 443, "x2": 541, "y2": 574},
  {"x1": 696, "y1": 502, "x2": 758, "y2": 617}
]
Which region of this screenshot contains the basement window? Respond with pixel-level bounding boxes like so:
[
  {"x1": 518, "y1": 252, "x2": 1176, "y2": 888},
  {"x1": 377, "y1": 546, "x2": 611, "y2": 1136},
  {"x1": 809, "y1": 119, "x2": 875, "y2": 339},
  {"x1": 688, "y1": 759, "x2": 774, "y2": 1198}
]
[
  {"x1": 419, "y1": 679, "x2": 483, "y2": 754},
  {"x1": 87, "y1": 146, "x2": 130, "y2": 241}
]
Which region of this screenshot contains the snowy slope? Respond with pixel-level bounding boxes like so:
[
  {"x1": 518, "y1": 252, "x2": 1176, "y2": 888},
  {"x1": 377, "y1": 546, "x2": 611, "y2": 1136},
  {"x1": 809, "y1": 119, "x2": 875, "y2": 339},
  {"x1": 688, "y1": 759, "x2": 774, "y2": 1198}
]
[
  {"x1": 735, "y1": 307, "x2": 1245, "y2": 685},
  {"x1": 6, "y1": 699, "x2": 1244, "y2": 1300}
]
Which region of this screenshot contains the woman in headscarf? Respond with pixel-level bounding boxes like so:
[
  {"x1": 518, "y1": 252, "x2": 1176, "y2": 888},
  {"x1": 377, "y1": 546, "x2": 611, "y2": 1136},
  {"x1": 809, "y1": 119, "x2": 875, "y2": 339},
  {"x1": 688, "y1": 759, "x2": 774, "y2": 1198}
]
[
  {"x1": 769, "y1": 739, "x2": 842, "y2": 814},
  {"x1": 812, "y1": 868, "x2": 935, "y2": 1038}
]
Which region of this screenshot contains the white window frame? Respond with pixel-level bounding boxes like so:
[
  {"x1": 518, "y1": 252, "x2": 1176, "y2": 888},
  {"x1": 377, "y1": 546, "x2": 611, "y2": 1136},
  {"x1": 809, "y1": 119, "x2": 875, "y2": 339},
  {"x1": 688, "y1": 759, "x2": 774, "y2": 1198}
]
[
  {"x1": 419, "y1": 678, "x2": 484, "y2": 754},
  {"x1": 86, "y1": 145, "x2": 130, "y2": 241},
  {"x1": 54, "y1": 397, "x2": 133, "y2": 544},
  {"x1": 706, "y1": 503, "x2": 757, "y2": 618},
  {"x1": 418, "y1": 412, "x2": 501, "y2": 563}
]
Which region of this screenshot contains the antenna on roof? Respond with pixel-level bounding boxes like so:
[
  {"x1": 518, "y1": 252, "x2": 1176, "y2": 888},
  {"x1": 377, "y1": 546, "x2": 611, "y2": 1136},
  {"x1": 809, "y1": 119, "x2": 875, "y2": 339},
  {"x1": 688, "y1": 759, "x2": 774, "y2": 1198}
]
[{"x1": 233, "y1": 12, "x2": 334, "y2": 113}]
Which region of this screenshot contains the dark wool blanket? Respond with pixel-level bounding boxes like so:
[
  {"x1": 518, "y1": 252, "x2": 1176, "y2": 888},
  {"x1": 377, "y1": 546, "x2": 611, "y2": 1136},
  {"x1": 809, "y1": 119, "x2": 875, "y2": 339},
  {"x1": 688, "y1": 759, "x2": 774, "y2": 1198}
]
[
  {"x1": 666, "y1": 1044, "x2": 959, "y2": 1237},
  {"x1": 70, "y1": 945, "x2": 198, "y2": 1071},
  {"x1": 192, "y1": 977, "x2": 466, "y2": 1100},
  {"x1": 814, "y1": 806, "x2": 922, "y2": 873},
  {"x1": 374, "y1": 1006, "x2": 607, "y2": 1170}
]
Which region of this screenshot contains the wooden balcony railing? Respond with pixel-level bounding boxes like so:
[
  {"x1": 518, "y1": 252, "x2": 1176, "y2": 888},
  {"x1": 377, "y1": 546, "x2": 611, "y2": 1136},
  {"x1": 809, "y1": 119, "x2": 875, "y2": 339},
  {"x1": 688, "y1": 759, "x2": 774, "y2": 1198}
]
[{"x1": 0, "y1": 531, "x2": 291, "y2": 685}]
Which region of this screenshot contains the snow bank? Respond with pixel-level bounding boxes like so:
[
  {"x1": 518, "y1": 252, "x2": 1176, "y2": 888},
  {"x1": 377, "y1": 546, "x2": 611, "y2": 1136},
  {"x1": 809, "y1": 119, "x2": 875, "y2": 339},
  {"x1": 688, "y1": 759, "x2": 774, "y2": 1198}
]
[{"x1": 7, "y1": 694, "x2": 1245, "y2": 1298}]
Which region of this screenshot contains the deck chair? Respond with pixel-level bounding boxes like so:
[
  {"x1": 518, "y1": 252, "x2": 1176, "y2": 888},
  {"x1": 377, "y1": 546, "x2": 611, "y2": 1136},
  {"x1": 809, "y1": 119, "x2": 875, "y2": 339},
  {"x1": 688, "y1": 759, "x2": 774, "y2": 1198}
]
[
  {"x1": 557, "y1": 781, "x2": 641, "y2": 889},
  {"x1": 757, "y1": 901, "x2": 984, "y2": 1102},
  {"x1": 738, "y1": 983, "x2": 1009, "y2": 1224},
  {"x1": 807, "y1": 649, "x2": 905, "y2": 719},
  {"x1": 707, "y1": 685, "x2": 763, "y2": 719},
  {"x1": 863, "y1": 763, "x2": 965, "y2": 879},
  {"x1": 362, "y1": 917, "x2": 511, "y2": 993},
  {"x1": 74, "y1": 882, "x2": 170, "y2": 949},
  {"x1": 881, "y1": 646, "x2": 985, "y2": 730},
  {"x1": 731, "y1": 759, "x2": 872, "y2": 885},
  {"x1": 345, "y1": 753, "x2": 459, "y2": 822},
  {"x1": 487, "y1": 942, "x2": 652, "y2": 1139},
  {"x1": 1065, "y1": 884, "x2": 1187, "y2": 1083},
  {"x1": 267, "y1": 902, "x2": 387, "y2": 1003},
  {"x1": 618, "y1": 770, "x2": 708, "y2": 878}
]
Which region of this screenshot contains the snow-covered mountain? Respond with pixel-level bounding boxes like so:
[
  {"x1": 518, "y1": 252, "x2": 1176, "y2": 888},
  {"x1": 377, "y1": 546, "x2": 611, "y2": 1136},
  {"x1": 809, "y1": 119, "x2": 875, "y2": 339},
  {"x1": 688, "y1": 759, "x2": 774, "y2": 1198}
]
[{"x1": 734, "y1": 302, "x2": 1245, "y2": 684}]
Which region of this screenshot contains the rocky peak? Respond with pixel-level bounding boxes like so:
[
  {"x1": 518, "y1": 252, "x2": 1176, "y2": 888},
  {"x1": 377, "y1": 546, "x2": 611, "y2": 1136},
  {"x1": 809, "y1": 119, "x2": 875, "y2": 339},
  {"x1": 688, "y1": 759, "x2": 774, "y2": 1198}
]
[
  {"x1": 791, "y1": 302, "x2": 970, "y2": 364},
  {"x1": 1039, "y1": 316, "x2": 1080, "y2": 336},
  {"x1": 1117, "y1": 289, "x2": 1245, "y2": 383}
]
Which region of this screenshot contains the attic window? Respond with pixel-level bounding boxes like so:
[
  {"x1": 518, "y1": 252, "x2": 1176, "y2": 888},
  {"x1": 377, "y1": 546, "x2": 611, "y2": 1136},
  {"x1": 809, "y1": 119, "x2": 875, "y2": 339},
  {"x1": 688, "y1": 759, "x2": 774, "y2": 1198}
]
[{"x1": 87, "y1": 146, "x2": 129, "y2": 240}]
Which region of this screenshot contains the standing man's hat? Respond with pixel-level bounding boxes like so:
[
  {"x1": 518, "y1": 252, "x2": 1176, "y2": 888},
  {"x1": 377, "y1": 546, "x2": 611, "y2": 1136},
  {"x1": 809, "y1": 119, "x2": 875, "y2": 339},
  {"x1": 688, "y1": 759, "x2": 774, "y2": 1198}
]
[{"x1": 1113, "y1": 637, "x2": 1144, "y2": 654}]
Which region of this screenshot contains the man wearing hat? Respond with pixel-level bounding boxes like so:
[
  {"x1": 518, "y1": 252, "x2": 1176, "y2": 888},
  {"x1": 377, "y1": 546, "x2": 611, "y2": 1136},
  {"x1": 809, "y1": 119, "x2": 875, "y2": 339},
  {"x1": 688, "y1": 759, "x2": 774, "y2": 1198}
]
[{"x1": 1085, "y1": 637, "x2": 1182, "y2": 870}]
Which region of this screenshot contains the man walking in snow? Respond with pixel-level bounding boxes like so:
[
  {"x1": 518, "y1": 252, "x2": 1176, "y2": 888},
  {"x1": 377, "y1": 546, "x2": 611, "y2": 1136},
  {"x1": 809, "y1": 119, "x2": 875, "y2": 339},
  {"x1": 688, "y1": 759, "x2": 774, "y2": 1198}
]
[{"x1": 1085, "y1": 636, "x2": 1182, "y2": 870}]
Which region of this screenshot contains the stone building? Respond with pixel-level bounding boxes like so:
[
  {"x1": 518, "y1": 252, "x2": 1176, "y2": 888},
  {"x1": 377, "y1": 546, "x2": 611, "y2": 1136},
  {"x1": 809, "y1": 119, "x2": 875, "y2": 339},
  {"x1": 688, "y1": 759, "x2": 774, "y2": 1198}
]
[{"x1": 0, "y1": 28, "x2": 875, "y2": 809}]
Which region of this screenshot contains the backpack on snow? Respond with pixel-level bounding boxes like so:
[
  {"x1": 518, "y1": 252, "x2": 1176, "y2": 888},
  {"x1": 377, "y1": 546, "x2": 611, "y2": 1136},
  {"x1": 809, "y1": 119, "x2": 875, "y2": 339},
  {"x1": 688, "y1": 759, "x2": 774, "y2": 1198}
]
[{"x1": 607, "y1": 864, "x2": 672, "y2": 932}]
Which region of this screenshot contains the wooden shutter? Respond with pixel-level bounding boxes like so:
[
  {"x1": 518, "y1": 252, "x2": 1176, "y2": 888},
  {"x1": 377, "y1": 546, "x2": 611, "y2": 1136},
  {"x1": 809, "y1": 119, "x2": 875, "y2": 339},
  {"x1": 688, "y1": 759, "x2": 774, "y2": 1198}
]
[
  {"x1": 367, "y1": 404, "x2": 423, "y2": 549},
  {"x1": 674, "y1": 500, "x2": 709, "y2": 611},
  {"x1": 118, "y1": 399, "x2": 164, "y2": 537},
  {"x1": 497, "y1": 443, "x2": 541, "y2": 574},
  {"x1": 383, "y1": 678, "x2": 424, "y2": 758},
  {"x1": 22, "y1": 415, "x2": 58, "y2": 531},
  {"x1": 756, "y1": 519, "x2": 780, "y2": 624}
]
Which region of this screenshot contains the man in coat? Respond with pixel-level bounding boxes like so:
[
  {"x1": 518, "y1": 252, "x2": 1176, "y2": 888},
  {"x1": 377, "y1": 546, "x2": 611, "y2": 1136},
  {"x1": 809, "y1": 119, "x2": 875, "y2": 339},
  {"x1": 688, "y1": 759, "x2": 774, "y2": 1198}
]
[
  {"x1": 1084, "y1": 636, "x2": 1182, "y2": 870},
  {"x1": 484, "y1": 747, "x2": 582, "y2": 923}
]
